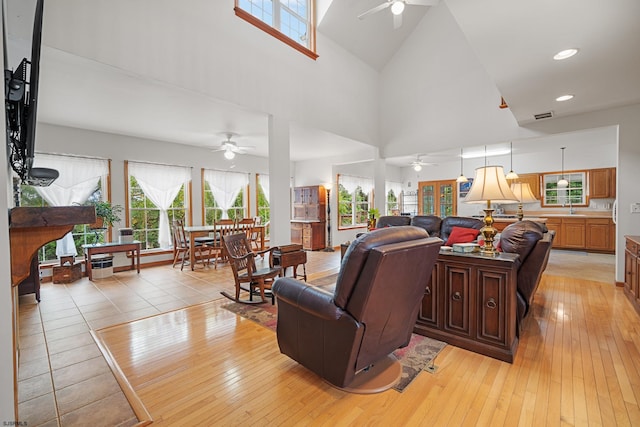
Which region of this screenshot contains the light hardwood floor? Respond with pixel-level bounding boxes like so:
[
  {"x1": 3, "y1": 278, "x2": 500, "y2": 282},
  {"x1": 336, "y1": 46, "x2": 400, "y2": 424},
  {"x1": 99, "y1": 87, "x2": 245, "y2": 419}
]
[{"x1": 20, "y1": 250, "x2": 640, "y2": 426}]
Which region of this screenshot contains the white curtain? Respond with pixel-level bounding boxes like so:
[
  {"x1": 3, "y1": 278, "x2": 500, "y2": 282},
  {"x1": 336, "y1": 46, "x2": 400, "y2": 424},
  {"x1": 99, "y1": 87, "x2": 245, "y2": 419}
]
[
  {"x1": 129, "y1": 162, "x2": 191, "y2": 249},
  {"x1": 32, "y1": 154, "x2": 109, "y2": 257},
  {"x1": 203, "y1": 170, "x2": 249, "y2": 219},
  {"x1": 258, "y1": 174, "x2": 270, "y2": 201},
  {"x1": 340, "y1": 175, "x2": 374, "y2": 195}
]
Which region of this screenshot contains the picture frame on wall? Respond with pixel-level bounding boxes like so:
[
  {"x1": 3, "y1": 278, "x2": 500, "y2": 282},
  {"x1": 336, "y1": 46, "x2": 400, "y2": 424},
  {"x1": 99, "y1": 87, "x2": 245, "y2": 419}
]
[{"x1": 459, "y1": 178, "x2": 473, "y2": 198}]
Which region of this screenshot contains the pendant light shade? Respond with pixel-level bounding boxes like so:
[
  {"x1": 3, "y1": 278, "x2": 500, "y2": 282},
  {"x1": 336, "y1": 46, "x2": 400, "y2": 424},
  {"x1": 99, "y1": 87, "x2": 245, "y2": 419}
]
[
  {"x1": 505, "y1": 141, "x2": 518, "y2": 180},
  {"x1": 558, "y1": 146, "x2": 569, "y2": 187},
  {"x1": 456, "y1": 148, "x2": 468, "y2": 183}
]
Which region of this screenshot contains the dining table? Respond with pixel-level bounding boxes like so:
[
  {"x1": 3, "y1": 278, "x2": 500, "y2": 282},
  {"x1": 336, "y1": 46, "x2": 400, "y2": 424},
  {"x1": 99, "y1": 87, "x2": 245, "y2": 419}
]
[{"x1": 183, "y1": 223, "x2": 266, "y2": 271}]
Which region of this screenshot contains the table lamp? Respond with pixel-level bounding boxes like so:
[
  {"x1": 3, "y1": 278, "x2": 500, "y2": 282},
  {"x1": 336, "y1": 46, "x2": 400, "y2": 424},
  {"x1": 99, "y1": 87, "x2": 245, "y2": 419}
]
[
  {"x1": 510, "y1": 182, "x2": 538, "y2": 221},
  {"x1": 464, "y1": 165, "x2": 518, "y2": 255}
]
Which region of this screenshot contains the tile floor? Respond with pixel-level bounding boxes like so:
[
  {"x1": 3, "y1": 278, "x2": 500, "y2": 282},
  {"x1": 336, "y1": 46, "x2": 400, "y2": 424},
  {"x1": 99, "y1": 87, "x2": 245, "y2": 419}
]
[{"x1": 17, "y1": 251, "x2": 341, "y2": 426}]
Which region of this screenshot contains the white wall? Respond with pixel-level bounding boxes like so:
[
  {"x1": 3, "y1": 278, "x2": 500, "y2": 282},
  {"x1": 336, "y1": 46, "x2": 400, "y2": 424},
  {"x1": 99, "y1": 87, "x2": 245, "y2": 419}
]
[
  {"x1": 401, "y1": 125, "x2": 618, "y2": 217},
  {"x1": 380, "y1": 2, "x2": 539, "y2": 158},
  {"x1": 0, "y1": 16, "x2": 17, "y2": 418},
  {"x1": 27, "y1": 0, "x2": 381, "y2": 148}
]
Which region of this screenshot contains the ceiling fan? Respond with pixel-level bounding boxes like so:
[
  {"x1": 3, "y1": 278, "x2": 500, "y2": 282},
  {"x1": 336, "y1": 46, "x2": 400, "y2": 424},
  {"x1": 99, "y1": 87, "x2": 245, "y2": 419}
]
[
  {"x1": 212, "y1": 133, "x2": 254, "y2": 160},
  {"x1": 410, "y1": 155, "x2": 436, "y2": 171},
  {"x1": 358, "y1": 0, "x2": 440, "y2": 29}
]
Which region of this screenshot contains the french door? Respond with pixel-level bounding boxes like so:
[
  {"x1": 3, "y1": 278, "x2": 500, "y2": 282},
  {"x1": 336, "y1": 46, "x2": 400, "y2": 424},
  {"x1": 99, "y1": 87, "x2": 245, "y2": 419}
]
[{"x1": 418, "y1": 180, "x2": 457, "y2": 217}]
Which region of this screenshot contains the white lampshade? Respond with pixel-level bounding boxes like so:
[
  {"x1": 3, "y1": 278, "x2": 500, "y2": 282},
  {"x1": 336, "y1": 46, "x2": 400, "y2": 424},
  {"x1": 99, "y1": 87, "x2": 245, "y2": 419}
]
[
  {"x1": 510, "y1": 182, "x2": 538, "y2": 203},
  {"x1": 456, "y1": 174, "x2": 468, "y2": 183},
  {"x1": 557, "y1": 178, "x2": 569, "y2": 187},
  {"x1": 464, "y1": 165, "x2": 519, "y2": 204}
]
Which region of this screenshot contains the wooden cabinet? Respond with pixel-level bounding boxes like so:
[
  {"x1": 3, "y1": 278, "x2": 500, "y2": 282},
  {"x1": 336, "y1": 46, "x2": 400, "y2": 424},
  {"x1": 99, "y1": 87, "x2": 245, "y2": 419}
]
[
  {"x1": 544, "y1": 217, "x2": 563, "y2": 248},
  {"x1": 415, "y1": 251, "x2": 519, "y2": 362},
  {"x1": 624, "y1": 237, "x2": 640, "y2": 315},
  {"x1": 292, "y1": 185, "x2": 326, "y2": 222},
  {"x1": 418, "y1": 180, "x2": 457, "y2": 217},
  {"x1": 589, "y1": 168, "x2": 616, "y2": 199},
  {"x1": 517, "y1": 173, "x2": 541, "y2": 200},
  {"x1": 586, "y1": 218, "x2": 615, "y2": 252},
  {"x1": 562, "y1": 218, "x2": 586, "y2": 249},
  {"x1": 291, "y1": 185, "x2": 326, "y2": 250}
]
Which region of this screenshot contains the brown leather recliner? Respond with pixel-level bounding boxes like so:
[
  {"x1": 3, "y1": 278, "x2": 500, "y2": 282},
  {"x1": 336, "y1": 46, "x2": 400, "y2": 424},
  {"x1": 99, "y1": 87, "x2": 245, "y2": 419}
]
[{"x1": 272, "y1": 226, "x2": 442, "y2": 390}]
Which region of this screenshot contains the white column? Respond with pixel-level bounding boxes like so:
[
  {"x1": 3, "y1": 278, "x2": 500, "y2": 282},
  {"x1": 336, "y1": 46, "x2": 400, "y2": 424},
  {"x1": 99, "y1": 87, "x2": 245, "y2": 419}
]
[
  {"x1": 268, "y1": 115, "x2": 292, "y2": 246},
  {"x1": 373, "y1": 149, "x2": 387, "y2": 215}
]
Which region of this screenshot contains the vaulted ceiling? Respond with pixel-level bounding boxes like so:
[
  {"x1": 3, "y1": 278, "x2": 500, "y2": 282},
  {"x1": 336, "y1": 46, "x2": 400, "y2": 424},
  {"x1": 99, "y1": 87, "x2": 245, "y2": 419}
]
[{"x1": 6, "y1": 0, "x2": 640, "y2": 165}]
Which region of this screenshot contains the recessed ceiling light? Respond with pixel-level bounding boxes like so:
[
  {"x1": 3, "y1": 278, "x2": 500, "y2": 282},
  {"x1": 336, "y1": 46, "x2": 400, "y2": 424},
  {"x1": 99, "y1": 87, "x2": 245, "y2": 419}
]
[
  {"x1": 553, "y1": 48, "x2": 578, "y2": 60},
  {"x1": 556, "y1": 94, "x2": 574, "y2": 102}
]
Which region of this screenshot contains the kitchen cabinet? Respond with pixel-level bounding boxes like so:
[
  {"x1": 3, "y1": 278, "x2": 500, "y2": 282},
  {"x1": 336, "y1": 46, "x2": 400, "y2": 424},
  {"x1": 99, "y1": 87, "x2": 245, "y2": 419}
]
[
  {"x1": 516, "y1": 173, "x2": 541, "y2": 200},
  {"x1": 586, "y1": 218, "x2": 615, "y2": 252},
  {"x1": 624, "y1": 236, "x2": 640, "y2": 315},
  {"x1": 562, "y1": 218, "x2": 586, "y2": 249},
  {"x1": 541, "y1": 216, "x2": 615, "y2": 253},
  {"x1": 544, "y1": 217, "x2": 563, "y2": 248},
  {"x1": 589, "y1": 168, "x2": 616, "y2": 199}
]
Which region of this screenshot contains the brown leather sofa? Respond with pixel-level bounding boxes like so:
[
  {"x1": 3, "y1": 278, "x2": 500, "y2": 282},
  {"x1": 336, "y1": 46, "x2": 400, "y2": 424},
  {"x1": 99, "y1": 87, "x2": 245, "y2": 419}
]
[
  {"x1": 499, "y1": 220, "x2": 555, "y2": 329},
  {"x1": 272, "y1": 226, "x2": 443, "y2": 389},
  {"x1": 376, "y1": 215, "x2": 483, "y2": 242}
]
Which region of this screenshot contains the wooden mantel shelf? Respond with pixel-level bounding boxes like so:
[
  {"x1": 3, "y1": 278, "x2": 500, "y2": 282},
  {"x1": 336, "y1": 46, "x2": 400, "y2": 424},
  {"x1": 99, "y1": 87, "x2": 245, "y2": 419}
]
[{"x1": 9, "y1": 206, "x2": 96, "y2": 286}]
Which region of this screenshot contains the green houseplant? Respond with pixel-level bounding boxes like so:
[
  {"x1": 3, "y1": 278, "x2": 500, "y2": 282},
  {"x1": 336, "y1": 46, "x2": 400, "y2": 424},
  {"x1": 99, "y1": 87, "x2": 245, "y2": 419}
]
[
  {"x1": 90, "y1": 200, "x2": 123, "y2": 228},
  {"x1": 367, "y1": 208, "x2": 380, "y2": 230}
]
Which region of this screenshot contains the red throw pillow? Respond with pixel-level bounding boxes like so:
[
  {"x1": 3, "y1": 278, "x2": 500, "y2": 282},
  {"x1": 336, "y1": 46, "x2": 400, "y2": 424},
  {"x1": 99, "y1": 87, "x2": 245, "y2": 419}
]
[{"x1": 445, "y1": 226, "x2": 480, "y2": 246}]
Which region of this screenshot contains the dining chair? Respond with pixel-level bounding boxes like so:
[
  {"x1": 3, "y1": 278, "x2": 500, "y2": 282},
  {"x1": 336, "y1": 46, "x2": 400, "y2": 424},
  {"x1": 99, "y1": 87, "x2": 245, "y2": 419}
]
[
  {"x1": 220, "y1": 232, "x2": 281, "y2": 304},
  {"x1": 171, "y1": 220, "x2": 212, "y2": 270}
]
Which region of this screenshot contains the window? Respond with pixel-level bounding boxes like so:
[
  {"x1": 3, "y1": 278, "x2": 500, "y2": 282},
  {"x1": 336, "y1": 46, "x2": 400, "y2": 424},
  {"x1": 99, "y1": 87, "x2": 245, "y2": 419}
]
[
  {"x1": 542, "y1": 171, "x2": 587, "y2": 207},
  {"x1": 19, "y1": 154, "x2": 110, "y2": 262},
  {"x1": 203, "y1": 170, "x2": 249, "y2": 223},
  {"x1": 128, "y1": 162, "x2": 191, "y2": 250},
  {"x1": 235, "y1": 0, "x2": 318, "y2": 60},
  {"x1": 256, "y1": 174, "x2": 270, "y2": 229},
  {"x1": 19, "y1": 184, "x2": 104, "y2": 262},
  {"x1": 386, "y1": 182, "x2": 402, "y2": 215},
  {"x1": 337, "y1": 175, "x2": 373, "y2": 228}
]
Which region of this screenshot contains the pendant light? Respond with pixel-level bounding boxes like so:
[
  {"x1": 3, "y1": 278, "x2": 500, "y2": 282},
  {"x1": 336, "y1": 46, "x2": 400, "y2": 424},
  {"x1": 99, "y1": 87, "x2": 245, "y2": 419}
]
[
  {"x1": 505, "y1": 141, "x2": 519, "y2": 180},
  {"x1": 456, "y1": 148, "x2": 468, "y2": 183},
  {"x1": 557, "y1": 146, "x2": 569, "y2": 187}
]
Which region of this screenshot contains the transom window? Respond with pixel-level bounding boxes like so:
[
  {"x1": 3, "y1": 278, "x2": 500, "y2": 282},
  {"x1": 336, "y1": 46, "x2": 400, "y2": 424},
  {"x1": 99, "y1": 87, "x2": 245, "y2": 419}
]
[
  {"x1": 235, "y1": 0, "x2": 318, "y2": 59},
  {"x1": 542, "y1": 171, "x2": 587, "y2": 207}
]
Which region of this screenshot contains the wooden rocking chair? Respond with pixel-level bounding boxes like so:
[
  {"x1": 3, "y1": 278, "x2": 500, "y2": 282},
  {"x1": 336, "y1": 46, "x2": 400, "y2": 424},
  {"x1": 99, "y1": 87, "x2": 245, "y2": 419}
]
[{"x1": 220, "y1": 232, "x2": 281, "y2": 304}]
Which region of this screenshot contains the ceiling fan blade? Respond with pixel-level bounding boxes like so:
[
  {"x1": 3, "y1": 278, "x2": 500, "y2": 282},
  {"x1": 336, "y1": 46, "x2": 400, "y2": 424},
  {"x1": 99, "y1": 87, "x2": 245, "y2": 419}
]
[
  {"x1": 405, "y1": 0, "x2": 440, "y2": 6},
  {"x1": 393, "y1": 12, "x2": 402, "y2": 29},
  {"x1": 357, "y1": 2, "x2": 391, "y2": 20}
]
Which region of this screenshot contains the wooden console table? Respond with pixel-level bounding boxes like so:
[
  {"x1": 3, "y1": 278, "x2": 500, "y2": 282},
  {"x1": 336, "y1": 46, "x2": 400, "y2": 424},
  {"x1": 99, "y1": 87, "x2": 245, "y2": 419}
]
[
  {"x1": 414, "y1": 249, "x2": 519, "y2": 363},
  {"x1": 83, "y1": 241, "x2": 141, "y2": 281}
]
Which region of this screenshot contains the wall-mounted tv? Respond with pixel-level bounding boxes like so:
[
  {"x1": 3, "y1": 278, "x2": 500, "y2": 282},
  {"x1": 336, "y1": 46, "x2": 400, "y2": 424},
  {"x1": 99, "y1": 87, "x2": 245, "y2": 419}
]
[{"x1": 4, "y1": 0, "x2": 58, "y2": 186}]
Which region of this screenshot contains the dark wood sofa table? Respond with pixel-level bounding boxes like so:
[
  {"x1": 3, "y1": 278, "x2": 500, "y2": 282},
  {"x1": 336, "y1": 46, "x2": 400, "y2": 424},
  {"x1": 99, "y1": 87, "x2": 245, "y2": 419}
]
[
  {"x1": 414, "y1": 249, "x2": 520, "y2": 363},
  {"x1": 83, "y1": 241, "x2": 141, "y2": 281}
]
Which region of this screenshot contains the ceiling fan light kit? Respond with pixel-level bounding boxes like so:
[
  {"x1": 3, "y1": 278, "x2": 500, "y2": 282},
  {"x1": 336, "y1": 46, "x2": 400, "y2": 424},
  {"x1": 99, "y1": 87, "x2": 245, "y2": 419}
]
[
  {"x1": 358, "y1": 0, "x2": 439, "y2": 29},
  {"x1": 213, "y1": 132, "x2": 253, "y2": 160}
]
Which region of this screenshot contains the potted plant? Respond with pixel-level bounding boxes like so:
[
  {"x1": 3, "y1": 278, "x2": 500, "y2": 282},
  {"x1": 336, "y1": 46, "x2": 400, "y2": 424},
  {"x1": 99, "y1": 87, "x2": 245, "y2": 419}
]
[
  {"x1": 368, "y1": 208, "x2": 380, "y2": 231},
  {"x1": 90, "y1": 200, "x2": 123, "y2": 229}
]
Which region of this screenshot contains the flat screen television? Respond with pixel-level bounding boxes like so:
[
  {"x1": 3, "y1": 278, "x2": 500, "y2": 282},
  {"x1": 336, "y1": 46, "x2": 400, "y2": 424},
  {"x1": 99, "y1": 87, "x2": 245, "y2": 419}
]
[{"x1": 4, "y1": 0, "x2": 58, "y2": 186}]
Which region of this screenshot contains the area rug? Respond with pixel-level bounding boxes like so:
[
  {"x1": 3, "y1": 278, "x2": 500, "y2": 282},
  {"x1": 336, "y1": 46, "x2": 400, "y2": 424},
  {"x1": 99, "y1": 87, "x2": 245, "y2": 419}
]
[{"x1": 222, "y1": 299, "x2": 446, "y2": 392}]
